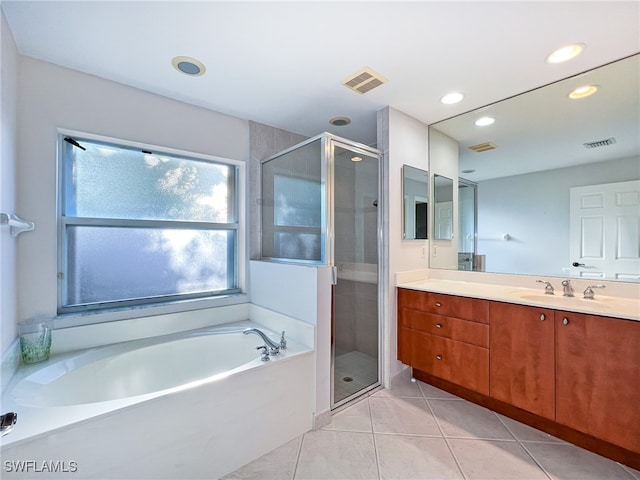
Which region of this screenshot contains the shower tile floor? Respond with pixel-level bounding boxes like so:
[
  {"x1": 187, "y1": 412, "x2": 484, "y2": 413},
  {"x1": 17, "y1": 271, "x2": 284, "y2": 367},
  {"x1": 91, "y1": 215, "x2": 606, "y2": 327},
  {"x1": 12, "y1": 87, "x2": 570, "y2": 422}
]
[
  {"x1": 223, "y1": 368, "x2": 640, "y2": 480},
  {"x1": 334, "y1": 350, "x2": 378, "y2": 402}
]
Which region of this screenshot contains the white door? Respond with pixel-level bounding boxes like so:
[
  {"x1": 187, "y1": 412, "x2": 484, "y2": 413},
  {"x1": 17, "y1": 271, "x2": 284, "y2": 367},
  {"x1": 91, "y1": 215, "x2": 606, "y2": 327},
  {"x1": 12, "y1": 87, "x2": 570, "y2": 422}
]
[
  {"x1": 569, "y1": 180, "x2": 640, "y2": 281},
  {"x1": 435, "y1": 201, "x2": 453, "y2": 240}
]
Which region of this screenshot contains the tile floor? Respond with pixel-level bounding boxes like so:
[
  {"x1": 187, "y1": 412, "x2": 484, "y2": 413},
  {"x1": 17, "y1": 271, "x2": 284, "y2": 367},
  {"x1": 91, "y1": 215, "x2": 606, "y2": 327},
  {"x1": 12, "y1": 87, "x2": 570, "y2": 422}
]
[
  {"x1": 224, "y1": 369, "x2": 640, "y2": 480},
  {"x1": 334, "y1": 351, "x2": 378, "y2": 402}
]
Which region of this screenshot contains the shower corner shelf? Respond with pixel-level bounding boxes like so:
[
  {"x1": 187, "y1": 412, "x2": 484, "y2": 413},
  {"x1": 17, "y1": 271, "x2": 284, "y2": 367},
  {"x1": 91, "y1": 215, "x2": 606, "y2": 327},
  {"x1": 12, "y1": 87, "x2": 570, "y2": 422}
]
[{"x1": 0, "y1": 213, "x2": 35, "y2": 237}]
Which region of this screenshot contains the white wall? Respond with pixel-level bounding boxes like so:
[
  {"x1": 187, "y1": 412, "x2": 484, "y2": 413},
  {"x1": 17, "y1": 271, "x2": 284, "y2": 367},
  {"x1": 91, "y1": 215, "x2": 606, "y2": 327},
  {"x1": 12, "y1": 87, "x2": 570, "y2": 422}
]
[
  {"x1": 249, "y1": 260, "x2": 333, "y2": 425},
  {"x1": 378, "y1": 107, "x2": 429, "y2": 383},
  {"x1": 478, "y1": 156, "x2": 640, "y2": 277},
  {"x1": 10, "y1": 56, "x2": 249, "y2": 350},
  {"x1": 0, "y1": 11, "x2": 18, "y2": 355}
]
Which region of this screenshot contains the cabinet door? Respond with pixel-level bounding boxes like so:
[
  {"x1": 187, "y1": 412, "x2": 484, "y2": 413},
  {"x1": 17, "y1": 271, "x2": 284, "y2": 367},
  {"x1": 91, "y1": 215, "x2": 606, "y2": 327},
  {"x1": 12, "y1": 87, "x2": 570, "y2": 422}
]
[
  {"x1": 556, "y1": 312, "x2": 640, "y2": 453},
  {"x1": 397, "y1": 323, "x2": 412, "y2": 364},
  {"x1": 411, "y1": 330, "x2": 489, "y2": 395},
  {"x1": 490, "y1": 302, "x2": 555, "y2": 419}
]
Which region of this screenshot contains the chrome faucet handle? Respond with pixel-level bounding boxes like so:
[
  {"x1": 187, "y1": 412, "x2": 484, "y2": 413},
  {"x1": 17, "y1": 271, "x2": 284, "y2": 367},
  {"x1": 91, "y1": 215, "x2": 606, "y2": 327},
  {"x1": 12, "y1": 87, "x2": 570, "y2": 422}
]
[
  {"x1": 256, "y1": 345, "x2": 270, "y2": 362},
  {"x1": 583, "y1": 284, "x2": 605, "y2": 300},
  {"x1": 280, "y1": 331, "x2": 287, "y2": 350},
  {"x1": 536, "y1": 280, "x2": 555, "y2": 295},
  {"x1": 1, "y1": 412, "x2": 17, "y2": 437}
]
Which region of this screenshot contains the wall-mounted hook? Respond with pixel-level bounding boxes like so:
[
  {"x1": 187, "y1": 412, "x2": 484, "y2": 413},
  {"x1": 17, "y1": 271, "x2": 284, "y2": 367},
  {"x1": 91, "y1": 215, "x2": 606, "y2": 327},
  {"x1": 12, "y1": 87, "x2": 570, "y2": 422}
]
[{"x1": 0, "y1": 213, "x2": 35, "y2": 237}]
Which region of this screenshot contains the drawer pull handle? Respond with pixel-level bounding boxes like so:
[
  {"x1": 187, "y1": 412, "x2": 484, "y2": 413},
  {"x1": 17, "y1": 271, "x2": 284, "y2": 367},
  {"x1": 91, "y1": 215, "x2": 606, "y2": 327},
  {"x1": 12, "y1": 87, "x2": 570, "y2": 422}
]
[
  {"x1": 436, "y1": 323, "x2": 442, "y2": 328},
  {"x1": 562, "y1": 318, "x2": 569, "y2": 325},
  {"x1": 436, "y1": 354, "x2": 443, "y2": 360},
  {"x1": 540, "y1": 314, "x2": 545, "y2": 321},
  {"x1": 435, "y1": 302, "x2": 442, "y2": 307}
]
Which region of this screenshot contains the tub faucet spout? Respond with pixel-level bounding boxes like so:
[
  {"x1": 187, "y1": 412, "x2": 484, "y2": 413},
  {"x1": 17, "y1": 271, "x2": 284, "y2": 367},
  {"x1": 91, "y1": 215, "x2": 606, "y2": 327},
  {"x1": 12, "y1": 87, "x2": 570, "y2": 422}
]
[{"x1": 243, "y1": 328, "x2": 281, "y2": 355}]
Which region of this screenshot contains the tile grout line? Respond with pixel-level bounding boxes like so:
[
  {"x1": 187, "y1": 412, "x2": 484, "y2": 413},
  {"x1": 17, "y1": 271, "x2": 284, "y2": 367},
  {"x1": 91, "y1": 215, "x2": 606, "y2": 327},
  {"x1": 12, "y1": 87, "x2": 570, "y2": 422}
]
[
  {"x1": 291, "y1": 432, "x2": 306, "y2": 480},
  {"x1": 619, "y1": 464, "x2": 640, "y2": 480},
  {"x1": 367, "y1": 397, "x2": 383, "y2": 480},
  {"x1": 493, "y1": 412, "x2": 554, "y2": 480},
  {"x1": 423, "y1": 396, "x2": 469, "y2": 480}
]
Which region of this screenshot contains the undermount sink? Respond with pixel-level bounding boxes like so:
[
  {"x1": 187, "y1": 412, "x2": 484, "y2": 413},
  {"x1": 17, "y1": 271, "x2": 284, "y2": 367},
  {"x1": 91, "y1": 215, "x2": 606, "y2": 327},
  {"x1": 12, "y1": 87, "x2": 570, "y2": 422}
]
[{"x1": 508, "y1": 290, "x2": 613, "y2": 310}]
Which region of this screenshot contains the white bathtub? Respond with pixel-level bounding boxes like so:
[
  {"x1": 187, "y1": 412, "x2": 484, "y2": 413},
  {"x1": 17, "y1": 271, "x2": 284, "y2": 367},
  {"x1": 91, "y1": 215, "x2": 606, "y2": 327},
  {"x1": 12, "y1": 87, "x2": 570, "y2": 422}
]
[{"x1": 1, "y1": 315, "x2": 314, "y2": 479}]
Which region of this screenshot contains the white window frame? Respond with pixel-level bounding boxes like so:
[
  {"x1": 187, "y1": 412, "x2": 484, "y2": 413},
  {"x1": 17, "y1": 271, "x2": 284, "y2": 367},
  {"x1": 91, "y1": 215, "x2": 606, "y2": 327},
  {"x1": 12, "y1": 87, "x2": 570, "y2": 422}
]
[{"x1": 56, "y1": 130, "x2": 247, "y2": 318}]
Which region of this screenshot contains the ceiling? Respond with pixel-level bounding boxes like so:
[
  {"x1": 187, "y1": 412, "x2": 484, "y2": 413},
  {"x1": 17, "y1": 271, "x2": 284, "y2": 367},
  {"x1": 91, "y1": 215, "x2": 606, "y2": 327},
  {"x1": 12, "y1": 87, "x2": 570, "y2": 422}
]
[{"x1": 2, "y1": 1, "x2": 639, "y2": 147}]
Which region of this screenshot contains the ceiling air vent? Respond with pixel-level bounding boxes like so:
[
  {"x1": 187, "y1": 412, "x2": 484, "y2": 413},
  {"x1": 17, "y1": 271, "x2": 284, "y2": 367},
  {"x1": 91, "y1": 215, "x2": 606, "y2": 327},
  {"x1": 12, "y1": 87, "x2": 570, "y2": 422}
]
[
  {"x1": 341, "y1": 67, "x2": 388, "y2": 95},
  {"x1": 583, "y1": 137, "x2": 616, "y2": 149},
  {"x1": 468, "y1": 142, "x2": 497, "y2": 153}
]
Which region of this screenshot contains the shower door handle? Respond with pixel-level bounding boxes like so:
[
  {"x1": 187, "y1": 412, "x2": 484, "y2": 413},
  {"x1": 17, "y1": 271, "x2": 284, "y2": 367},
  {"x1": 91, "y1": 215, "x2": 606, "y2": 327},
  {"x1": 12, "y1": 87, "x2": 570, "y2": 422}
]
[{"x1": 331, "y1": 265, "x2": 338, "y2": 285}]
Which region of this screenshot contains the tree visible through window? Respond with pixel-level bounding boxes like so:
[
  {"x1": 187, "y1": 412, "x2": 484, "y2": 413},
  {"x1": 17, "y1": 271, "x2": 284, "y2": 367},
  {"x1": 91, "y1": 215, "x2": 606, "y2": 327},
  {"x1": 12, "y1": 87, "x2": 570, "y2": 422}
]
[{"x1": 58, "y1": 136, "x2": 239, "y2": 313}]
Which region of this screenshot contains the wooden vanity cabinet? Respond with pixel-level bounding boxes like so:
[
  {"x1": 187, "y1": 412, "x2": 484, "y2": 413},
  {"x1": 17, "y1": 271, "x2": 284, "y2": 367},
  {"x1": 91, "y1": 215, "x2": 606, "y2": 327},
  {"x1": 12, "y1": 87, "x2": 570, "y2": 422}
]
[
  {"x1": 489, "y1": 302, "x2": 555, "y2": 419},
  {"x1": 398, "y1": 287, "x2": 640, "y2": 467},
  {"x1": 398, "y1": 289, "x2": 489, "y2": 395},
  {"x1": 556, "y1": 311, "x2": 640, "y2": 453}
]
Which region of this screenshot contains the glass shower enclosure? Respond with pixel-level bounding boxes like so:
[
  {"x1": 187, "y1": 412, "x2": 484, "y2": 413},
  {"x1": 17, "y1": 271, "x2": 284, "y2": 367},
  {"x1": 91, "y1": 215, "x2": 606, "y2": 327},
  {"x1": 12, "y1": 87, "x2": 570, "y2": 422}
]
[{"x1": 261, "y1": 133, "x2": 382, "y2": 408}]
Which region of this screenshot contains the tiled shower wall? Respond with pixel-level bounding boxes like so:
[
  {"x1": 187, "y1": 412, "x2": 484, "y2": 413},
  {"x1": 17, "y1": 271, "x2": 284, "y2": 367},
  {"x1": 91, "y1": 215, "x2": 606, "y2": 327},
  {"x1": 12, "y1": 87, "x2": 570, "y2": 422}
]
[
  {"x1": 248, "y1": 121, "x2": 308, "y2": 259},
  {"x1": 334, "y1": 278, "x2": 378, "y2": 357}
]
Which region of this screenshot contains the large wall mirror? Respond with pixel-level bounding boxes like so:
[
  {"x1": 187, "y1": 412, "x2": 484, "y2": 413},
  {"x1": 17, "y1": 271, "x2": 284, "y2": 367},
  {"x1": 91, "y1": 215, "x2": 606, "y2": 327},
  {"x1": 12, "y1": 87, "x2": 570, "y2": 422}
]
[
  {"x1": 402, "y1": 165, "x2": 429, "y2": 240},
  {"x1": 429, "y1": 54, "x2": 640, "y2": 282}
]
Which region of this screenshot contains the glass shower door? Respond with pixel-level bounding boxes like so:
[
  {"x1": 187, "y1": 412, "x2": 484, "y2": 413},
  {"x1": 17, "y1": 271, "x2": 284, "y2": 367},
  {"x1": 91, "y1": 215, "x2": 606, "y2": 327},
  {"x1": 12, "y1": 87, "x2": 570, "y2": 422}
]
[{"x1": 331, "y1": 141, "x2": 380, "y2": 407}]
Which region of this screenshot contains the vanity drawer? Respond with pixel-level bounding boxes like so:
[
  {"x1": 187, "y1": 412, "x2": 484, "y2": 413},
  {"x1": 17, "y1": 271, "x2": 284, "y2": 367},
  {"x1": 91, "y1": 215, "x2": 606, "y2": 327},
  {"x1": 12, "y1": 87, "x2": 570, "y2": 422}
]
[
  {"x1": 398, "y1": 288, "x2": 489, "y2": 324},
  {"x1": 399, "y1": 308, "x2": 489, "y2": 347},
  {"x1": 410, "y1": 330, "x2": 489, "y2": 395}
]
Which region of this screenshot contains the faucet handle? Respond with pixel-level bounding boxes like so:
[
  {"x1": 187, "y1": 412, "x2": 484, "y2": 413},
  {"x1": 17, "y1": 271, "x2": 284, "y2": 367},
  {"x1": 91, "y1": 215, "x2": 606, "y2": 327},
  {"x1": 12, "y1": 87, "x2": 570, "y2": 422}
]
[
  {"x1": 536, "y1": 280, "x2": 555, "y2": 294},
  {"x1": 561, "y1": 279, "x2": 575, "y2": 297},
  {"x1": 280, "y1": 331, "x2": 287, "y2": 350},
  {"x1": 255, "y1": 345, "x2": 270, "y2": 362},
  {"x1": 583, "y1": 284, "x2": 605, "y2": 299},
  {"x1": 1, "y1": 412, "x2": 17, "y2": 437}
]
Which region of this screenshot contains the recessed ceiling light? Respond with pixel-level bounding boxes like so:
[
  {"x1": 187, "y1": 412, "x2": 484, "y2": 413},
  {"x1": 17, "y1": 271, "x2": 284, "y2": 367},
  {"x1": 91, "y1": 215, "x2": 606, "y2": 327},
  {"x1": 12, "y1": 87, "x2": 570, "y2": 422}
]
[
  {"x1": 569, "y1": 85, "x2": 598, "y2": 99},
  {"x1": 462, "y1": 169, "x2": 476, "y2": 174},
  {"x1": 441, "y1": 92, "x2": 464, "y2": 105},
  {"x1": 475, "y1": 116, "x2": 495, "y2": 127},
  {"x1": 329, "y1": 116, "x2": 351, "y2": 126},
  {"x1": 172, "y1": 56, "x2": 206, "y2": 76},
  {"x1": 546, "y1": 44, "x2": 585, "y2": 64},
  {"x1": 351, "y1": 156, "x2": 363, "y2": 162}
]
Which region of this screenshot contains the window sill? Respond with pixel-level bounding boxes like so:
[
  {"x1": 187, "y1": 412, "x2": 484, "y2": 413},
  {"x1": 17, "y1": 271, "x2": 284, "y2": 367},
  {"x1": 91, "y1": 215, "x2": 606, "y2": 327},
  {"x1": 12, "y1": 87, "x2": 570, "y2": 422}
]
[{"x1": 53, "y1": 293, "x2": 249, "y2": 330}]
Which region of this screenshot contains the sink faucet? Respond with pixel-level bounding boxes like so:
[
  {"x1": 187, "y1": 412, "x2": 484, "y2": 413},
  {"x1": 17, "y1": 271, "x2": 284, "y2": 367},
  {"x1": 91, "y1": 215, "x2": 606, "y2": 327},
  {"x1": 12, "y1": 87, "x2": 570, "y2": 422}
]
[
  {"x1": 583, "y1": 284, "x2": 605, "y2": 300},
  {"x1": 243, "y1": 328, "x2": 286, "y2": 356},
  {"x1": 561, "y1": 279, "x2": 574, "y2": 297},
  {"x1": 536, "y1": 280, "x2": 555, "y2": 295}
]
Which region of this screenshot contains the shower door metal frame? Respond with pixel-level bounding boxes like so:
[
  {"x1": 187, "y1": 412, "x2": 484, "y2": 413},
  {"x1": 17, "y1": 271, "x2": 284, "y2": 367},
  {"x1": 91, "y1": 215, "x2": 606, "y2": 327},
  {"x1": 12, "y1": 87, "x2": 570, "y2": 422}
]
[
  {"x1": 326, "y1": 134, "x2": 384, "y2": 410},
  {"x1": 260, "y1": 134, "x2": 329, "y2": 265}
]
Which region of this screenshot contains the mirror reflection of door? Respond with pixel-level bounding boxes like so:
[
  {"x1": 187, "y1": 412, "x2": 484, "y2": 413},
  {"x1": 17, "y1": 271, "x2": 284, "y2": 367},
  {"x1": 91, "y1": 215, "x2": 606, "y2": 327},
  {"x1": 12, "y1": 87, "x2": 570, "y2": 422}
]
[
  {"x1": 415, "y1": 200, "x2": 428, "y2": 239},
  {"x1": 434, "y1": 202, "x2": 452, "y2": 239},
  {"x1": 458, "y1": 179, "x2": 477, "y2": 271},
  {"x1": 402, "y1": 165, "x2": 429, "y2": 240},
  {"x1": 434, "y1": 174, "x2": 454, "y2": 240},
  {"x1": 570, "y1": 180, "x2": 640, "y2": 281}
]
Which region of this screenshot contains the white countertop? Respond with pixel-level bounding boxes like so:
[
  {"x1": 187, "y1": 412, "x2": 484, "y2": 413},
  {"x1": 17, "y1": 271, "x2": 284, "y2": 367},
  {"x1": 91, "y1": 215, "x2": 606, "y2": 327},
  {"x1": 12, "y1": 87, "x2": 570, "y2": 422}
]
[{"x1": 397, "y1": 278, "x2": 640, "y2": 321}]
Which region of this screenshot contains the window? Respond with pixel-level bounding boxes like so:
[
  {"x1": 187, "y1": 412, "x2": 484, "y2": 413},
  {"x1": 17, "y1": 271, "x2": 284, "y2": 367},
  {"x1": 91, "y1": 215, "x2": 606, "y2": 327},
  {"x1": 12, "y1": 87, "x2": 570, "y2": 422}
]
[{"x1": 58, "y1": 135, "x2": 240, "y2": 314}]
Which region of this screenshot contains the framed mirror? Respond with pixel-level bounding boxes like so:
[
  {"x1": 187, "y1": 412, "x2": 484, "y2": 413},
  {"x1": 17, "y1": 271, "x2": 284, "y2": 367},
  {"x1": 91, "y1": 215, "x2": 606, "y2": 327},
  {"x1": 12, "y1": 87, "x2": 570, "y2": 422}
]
[
  {"x1": 429, "y1": 54, "x2": 640, "y2": 282},
  {"x1": 433, "y1": 174, "x2": 454, "y2": 240},
  {"x1": 402, "y1": 165, "x2": 429, "y2": 240}
]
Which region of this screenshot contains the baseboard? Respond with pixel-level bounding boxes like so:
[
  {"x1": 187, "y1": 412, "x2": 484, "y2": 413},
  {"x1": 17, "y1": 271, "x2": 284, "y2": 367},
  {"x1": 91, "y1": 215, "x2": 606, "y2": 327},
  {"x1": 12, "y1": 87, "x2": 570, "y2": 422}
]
[{"x1": 313, "y1": 410, "x2": 331, "y2": 430}]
